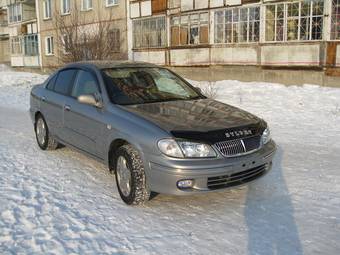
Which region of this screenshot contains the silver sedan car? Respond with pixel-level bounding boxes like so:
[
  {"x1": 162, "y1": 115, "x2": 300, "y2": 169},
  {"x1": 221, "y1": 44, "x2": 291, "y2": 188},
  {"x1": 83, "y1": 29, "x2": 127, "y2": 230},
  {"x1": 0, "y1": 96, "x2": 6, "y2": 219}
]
[{"x1": 30, "y1": 61, "x2": 276, "y2": 205}]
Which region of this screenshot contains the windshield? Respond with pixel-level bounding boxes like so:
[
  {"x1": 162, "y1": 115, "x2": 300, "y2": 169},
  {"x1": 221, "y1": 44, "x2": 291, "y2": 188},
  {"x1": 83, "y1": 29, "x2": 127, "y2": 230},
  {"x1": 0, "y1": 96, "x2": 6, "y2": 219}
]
[{"x1": 102, "y1": 67, "x2": 204, "y2": 105}]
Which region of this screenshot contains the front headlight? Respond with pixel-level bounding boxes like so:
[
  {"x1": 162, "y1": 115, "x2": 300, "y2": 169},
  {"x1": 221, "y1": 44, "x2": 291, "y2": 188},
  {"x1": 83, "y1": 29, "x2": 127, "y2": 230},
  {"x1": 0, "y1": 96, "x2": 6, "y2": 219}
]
[
  {"x1": 158, "y1": 139, "x2": 216, "y2": 158},
  {"x1": 261, "y1": 128, "x2": 271, "y2": 145},
  {"x1": 158, "y1": 139, "x2": 184, "y2": 158},
  {"x1": 177, "y1": 141, "x2": 216, "y2": 158}
]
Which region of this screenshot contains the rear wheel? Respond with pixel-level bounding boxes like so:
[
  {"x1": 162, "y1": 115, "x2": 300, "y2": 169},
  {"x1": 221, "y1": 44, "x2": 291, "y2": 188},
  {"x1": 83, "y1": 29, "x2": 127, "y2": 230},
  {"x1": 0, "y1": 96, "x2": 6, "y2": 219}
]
[
  {"x1": 115, "y1": 144, "x2": 150, "y2": 205},
  {"x1": 35, "y1": 114, "x2": 58, "y2": 150}
]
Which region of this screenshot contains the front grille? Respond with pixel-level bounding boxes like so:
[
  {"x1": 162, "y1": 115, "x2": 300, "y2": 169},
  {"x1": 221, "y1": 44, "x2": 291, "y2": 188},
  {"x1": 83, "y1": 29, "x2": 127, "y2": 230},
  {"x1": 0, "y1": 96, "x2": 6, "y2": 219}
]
[
  {"x1": 214, "y1": 135, "x2": 261, "y2": 157},
  {"x1": 207, "y1": 164, "x2": 267, "y2": 190}
]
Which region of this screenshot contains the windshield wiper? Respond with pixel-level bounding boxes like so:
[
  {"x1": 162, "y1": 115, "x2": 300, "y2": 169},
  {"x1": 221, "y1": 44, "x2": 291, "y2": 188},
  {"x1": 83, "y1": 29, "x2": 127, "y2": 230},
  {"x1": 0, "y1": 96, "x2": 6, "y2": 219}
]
[
  {"x1": 123, "y1": 96, "x2": 202, "y2": 105},
  {"x1": 188, "y1": 95, "x2": 204, "y2": 100},
  {"x1": 143, "y1": 98, "x2": 179, "y2": 104}
]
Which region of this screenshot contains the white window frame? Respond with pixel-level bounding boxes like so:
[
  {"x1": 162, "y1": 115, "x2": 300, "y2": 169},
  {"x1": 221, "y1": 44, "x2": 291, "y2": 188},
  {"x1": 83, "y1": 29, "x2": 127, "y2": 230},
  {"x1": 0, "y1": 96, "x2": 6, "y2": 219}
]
[
  {"x1": 43, "y1": 0, "x2": 52, "y2": 19},
  {"x1": 169, "y1": 0, "x2": 180, "y2": 9},
  {"x1": 133, "y1": 15, "x2": 167, "y2": 48},
  {"x1": 81, "y1": 0, "x2": 93, "y2": 11},
  {"x1": 108, "y1": 28, "x2": 121, "y2": 52},
  {"x1": 170, "y1": 12, "x2": 209, "y2": 46},
  {"x1": 106, "y1": 0, "x2": 118, "y2": 7},
  {"x1": 331, "y1": 0, "x2": 340, "y2": 40},
  {"x1": 45, "y1": 36, "x2": 54, "y2": 55},
  {"x1": 214, "y1": 5, "x2": 261, "y2": 44},
  {"x1": 10, "y1": 37, "x2": 23, "y2": 55},
  {"x1": 264, "y1": 0, "x2": 324, "y2": 43},
  {"x1": 8, "y1": 3, "x2": 22, "y2": 24},
  {"x1": 24, "y1": 34, "x2": 39, "y2": 56},
  {"x1": 61, "y1": 0, "x2": 71, "y2": 15}
]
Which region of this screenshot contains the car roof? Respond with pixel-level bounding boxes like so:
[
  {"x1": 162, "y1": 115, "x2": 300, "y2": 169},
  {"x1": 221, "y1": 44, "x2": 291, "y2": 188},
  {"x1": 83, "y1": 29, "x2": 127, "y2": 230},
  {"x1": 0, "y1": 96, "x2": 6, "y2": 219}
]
[{"x1": 64, "y1": 60, "x2": 160, "y2": 70}]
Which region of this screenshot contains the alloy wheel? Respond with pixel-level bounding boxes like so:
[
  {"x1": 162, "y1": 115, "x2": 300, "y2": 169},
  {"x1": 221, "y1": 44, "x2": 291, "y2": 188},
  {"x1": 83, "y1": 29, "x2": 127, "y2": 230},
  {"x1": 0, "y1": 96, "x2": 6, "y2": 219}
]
[{"x1": 116, "y1": 156, "x2": 132, "y2": 197}]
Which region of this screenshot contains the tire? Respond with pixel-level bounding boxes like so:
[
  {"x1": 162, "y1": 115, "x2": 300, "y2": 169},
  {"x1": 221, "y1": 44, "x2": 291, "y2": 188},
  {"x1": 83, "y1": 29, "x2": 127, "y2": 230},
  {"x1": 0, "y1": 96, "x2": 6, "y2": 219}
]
[
  {"x1": 35, "y1": 114, "x2": 58, "y2": 151},
  {"x1": 114, "y1": 144, "x2": 150, "y2": 205}
]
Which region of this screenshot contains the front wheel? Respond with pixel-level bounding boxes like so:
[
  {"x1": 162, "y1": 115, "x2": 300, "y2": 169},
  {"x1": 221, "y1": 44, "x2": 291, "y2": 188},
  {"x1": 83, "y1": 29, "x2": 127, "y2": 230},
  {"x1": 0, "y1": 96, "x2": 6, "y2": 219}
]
[
  {"x1": 115, "y1": 144, "x2": 150, "y2": 205},
  {"x1": 35, "y1": 114, "x2": 58, "y2": 150}
]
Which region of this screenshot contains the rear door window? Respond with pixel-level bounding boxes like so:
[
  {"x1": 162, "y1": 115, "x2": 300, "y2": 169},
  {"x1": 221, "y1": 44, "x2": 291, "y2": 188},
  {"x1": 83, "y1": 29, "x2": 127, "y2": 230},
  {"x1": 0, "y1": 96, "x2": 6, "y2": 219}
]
[{"x1": 54, "y1": 69, "x2": 77, "y2": 96}]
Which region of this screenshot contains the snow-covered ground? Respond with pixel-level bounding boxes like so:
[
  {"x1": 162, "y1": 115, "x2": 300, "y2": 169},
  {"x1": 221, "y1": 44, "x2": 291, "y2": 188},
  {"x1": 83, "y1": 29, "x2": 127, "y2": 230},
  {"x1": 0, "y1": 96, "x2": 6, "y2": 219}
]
[{"x1": 0, "y1": 68, "x2": 339, "y2": 254}]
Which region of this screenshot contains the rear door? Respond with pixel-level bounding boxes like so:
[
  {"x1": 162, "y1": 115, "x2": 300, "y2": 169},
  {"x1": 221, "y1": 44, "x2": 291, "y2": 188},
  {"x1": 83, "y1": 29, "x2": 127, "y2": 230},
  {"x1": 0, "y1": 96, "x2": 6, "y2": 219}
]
[
  {"x1": 41, "y1": 69, "x2": 77, "y2": 140},
  {"x1": 63, "y1": 69, "x2": 106, "y2": 158}
]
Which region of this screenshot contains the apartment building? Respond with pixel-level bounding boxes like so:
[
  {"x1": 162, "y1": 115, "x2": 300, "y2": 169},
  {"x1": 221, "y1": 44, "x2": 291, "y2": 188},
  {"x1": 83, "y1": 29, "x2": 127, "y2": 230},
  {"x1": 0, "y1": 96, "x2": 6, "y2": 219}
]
[
  {"x1": 0, "y1": 0, "x2": 40, "y2": 67},
  {"x1": 0, "y1": 0, "x2": 129, "y2": 69},
  {"x1": 37, "y1": 0, "x2": 128, "y2": 69},
  {"x1": 0, "y1": 4, "x2": 10, "y2": 63},
  {"x1": 128, "y1": 0, "x2": 340, "y2": 70},
  {"x1": 1, "y1": 0, "x2": 340, "y2": 85}
]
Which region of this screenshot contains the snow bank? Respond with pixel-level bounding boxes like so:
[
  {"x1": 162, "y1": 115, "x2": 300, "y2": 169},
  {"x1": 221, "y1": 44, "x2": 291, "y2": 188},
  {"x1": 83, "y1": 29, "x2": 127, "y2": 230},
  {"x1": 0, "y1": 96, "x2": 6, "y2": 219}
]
[
  {"x1": 0, "y1": 70, "x2": 48, "y2": 110},
  {"x1": 192, "y1": 80, "x2": 340, "y2": 149},
  {"x1": 0, "y1": 64, "x2": 12, "y2": 72}
]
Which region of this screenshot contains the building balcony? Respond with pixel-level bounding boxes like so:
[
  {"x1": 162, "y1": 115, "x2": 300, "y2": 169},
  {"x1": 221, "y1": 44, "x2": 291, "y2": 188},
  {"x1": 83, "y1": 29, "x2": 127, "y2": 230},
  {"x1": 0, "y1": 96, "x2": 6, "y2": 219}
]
[
  {"x1": 10, "y1": 33, "x2": 40, "y2": 67},
  {"x1": 11, "y1": 54, "x2": 39, "y2": 67},
  {"x1": 0, "y1": 0, "x2": 9, "y2": 8},
  {"x1": 1, "y1": 0, "x2": 34, "y2": 8},
  {"x1": 0, "y1": 20, "x2": 9, "y2": 36},
  {"x1": 6, "y1": 0, "x2": 36, "y2": 25}
]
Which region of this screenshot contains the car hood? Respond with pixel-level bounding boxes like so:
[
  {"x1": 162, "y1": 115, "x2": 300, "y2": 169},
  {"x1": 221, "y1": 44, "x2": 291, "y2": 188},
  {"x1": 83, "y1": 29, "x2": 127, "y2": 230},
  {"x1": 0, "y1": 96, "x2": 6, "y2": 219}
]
[{"x1": 122, "y1": 99, "x2": 265, "y2": 143}]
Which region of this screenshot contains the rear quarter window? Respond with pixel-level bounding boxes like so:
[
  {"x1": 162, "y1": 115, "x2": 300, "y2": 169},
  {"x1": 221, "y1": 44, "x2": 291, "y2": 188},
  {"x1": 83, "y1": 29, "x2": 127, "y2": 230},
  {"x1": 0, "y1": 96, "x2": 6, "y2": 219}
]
[
  {"x1": 54, "y1": 69, "x2": 77, "y2": 96},
  {"x1": 46, "y1": 74, "x2": 57, "y2": 90}
]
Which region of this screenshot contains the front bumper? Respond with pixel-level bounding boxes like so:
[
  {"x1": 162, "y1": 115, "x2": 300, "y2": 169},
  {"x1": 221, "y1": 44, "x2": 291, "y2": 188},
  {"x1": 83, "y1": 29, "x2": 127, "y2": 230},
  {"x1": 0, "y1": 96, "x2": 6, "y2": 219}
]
[{"x1": 146, "y1": 140, "x2": 276, "y2": 195}]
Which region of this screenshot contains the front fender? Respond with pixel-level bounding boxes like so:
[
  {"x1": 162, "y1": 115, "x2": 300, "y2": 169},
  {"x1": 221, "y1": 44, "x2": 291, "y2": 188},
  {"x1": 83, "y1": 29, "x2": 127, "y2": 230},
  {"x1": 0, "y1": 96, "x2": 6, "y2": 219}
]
[{"x1": 103, "y1": 105, "x2": 171, "y2": 167}]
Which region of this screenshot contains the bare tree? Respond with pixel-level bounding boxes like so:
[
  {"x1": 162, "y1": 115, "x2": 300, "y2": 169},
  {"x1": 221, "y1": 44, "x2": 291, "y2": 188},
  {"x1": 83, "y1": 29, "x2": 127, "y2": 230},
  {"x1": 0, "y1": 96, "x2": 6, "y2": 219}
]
[
  {"x1": 200, "y1": 81, "x2": 219, "y2": 99},
  {"x1": 54, "y1": 2, "x2": 125, "y2": 64}
]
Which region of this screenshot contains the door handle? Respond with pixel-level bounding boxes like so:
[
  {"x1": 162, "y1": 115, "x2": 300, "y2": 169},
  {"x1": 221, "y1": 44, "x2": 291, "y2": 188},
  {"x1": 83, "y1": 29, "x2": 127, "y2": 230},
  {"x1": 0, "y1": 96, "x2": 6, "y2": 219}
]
[
  {"x1": 64, "y1": 105, "x2": 71, "y2": 111},
  {"x1": 41, "y1": 96, "x2": 46, "y2": 102}
]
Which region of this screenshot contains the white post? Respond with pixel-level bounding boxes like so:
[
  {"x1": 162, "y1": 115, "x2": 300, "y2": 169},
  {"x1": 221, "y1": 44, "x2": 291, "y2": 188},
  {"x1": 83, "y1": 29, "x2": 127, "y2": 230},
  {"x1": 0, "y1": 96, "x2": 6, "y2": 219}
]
[
  {"x1": 35, "y1": 0, "x2": 43, "y2": 68},
  {"x1": 259, "y1": 3, "x2": 266, "y2": 43},
  {"x1": 209, "y1": 9, "x2": 214, "y2": 45},
  {"x1": 126, "y1": 0, "x2": 133, "y2": 60},
  {"x1": 324, "y1": 0, "x2": 332, "y2": 41}
]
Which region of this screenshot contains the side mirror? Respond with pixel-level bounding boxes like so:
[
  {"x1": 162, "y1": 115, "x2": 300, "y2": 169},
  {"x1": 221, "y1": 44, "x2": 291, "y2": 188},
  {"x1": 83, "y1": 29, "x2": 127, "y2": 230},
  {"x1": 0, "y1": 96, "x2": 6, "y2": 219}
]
[
  {"x1": 78, "y1": 94, "x2": 103, "y2": 108},
  {"x1": 195, "y1": 86, "x2": 203, "y2": 94}
]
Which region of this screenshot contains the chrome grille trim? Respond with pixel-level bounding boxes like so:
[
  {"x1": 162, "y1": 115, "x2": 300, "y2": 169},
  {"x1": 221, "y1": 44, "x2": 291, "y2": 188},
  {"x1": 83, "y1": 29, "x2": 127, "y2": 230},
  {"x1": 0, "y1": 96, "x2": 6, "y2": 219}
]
[
  {"x1": 214, "y1": 135, "x2": 262, "y2": 157},
  {"x1": 214, "y1": 139, "x2": 245, "y2": 157}
]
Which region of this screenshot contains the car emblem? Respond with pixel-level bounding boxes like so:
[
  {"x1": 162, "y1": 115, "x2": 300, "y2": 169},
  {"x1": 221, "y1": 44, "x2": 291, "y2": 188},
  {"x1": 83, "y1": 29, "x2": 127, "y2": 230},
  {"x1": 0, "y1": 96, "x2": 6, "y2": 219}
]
[{"x1": 225, "y1": 129, "x2": 252, "y2": 138}]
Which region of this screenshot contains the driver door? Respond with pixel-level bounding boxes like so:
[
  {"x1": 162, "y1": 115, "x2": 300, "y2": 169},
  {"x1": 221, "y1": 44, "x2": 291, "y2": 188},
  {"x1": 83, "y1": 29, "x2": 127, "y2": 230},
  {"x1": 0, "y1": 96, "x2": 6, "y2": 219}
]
[{"x1": 63, "y1": 69, "x2": 106, "y2": 158}]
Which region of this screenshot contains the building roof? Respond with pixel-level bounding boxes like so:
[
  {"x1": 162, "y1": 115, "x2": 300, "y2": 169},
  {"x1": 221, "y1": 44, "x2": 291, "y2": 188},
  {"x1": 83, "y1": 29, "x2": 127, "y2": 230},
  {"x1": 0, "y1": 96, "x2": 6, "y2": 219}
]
[{"x1": 65, "y1": 60, "x2": 160, "y2": 70}]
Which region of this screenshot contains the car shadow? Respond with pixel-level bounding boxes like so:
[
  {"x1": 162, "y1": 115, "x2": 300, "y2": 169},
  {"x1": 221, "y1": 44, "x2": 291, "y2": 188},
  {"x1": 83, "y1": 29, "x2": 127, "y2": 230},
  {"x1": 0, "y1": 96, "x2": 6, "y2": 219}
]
[{"x1": 244, "y1": 145, "x2": 303, "y2": 255}]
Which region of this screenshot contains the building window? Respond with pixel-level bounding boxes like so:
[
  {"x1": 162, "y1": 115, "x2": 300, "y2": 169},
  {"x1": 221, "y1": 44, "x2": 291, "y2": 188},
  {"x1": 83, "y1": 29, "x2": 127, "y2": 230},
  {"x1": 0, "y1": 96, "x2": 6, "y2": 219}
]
[
  {"x1": 108, "y1": 29, "x2": 120, "y2": 52},
  {"x1": 45, "y1": 36, "x2": 54, "y2": 55},
  {"x1": 170, "y1": 12, "x2": 209, "y2": 46},
  {"x1": 61, "y1": 0, "x2": 71, "y2": 15},
  {"x1": 169, "y1": 0, "x2": 180, "y2": 9},
  {"x1": 8, "y1": 3, "x2": 22, "y2": 23},
  {"x1": 214, "y1": 6, "x2": 260, "y2": 44},
  {"x1": 24, "y1": 34, "x2": 39, "y2": 56},
  {"x1": 106, "y1": 0, "x2": 118, "y2": 7},
  {"x1": 331, "y1": 0, "x2": 340, "y2": 40},
  {"x1": 10, "y1": 37, "x2": 22, "y2": 55},
  {"x1": 82, "y1": 0, "x2": 93, "y2": 11},
  {"x1": 133, "y1": 16, "x2": 166, "y2": 48},
  {"x1": 43, "y1": 0, "x2": 52, "y2": 19},
  {"x1": 265, "y1": 4, "x2": 284, "y2": 41},
  {"x1": 265, "y1": 0, "x2": 324, "y2": 42}
]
